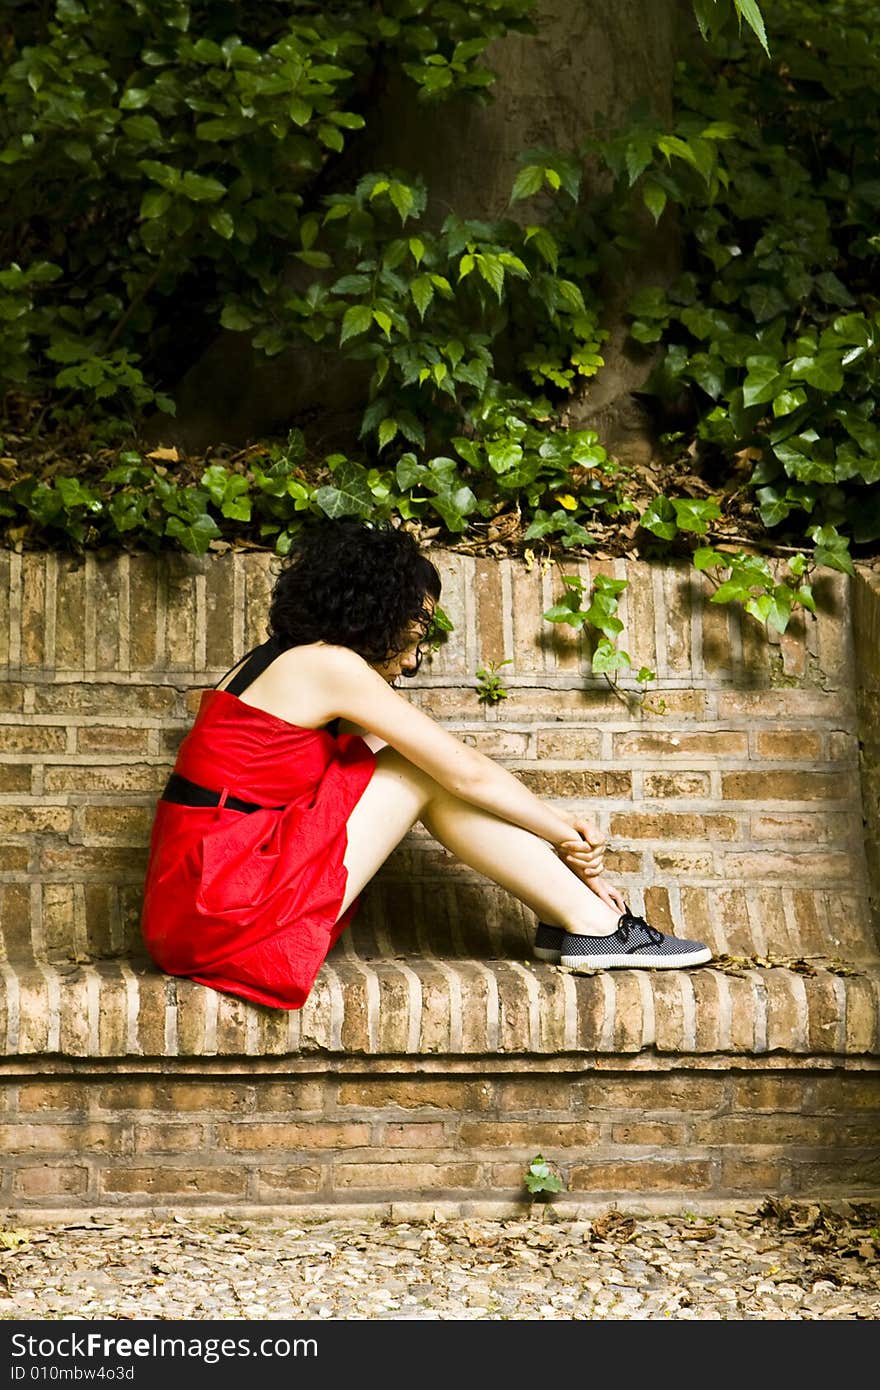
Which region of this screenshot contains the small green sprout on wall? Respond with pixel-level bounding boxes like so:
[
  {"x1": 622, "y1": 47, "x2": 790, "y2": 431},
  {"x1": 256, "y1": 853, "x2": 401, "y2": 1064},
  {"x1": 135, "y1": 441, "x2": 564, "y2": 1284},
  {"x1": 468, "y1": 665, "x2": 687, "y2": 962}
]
[
  {"x1": 475, "y1": 657, "x2": 513, "y2": 705},
  {"x1": 544, "y1": 573, "x2": 662, "y2": 713},
  {"x1": 524, "y1": 1153, "x2": 564, "y2": 1199}
]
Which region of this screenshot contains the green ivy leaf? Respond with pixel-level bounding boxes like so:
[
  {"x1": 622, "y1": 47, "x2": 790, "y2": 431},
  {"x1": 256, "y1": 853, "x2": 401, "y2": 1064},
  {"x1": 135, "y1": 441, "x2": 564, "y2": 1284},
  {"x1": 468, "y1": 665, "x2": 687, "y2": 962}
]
[
  {"x1": 208, "y1": 209, "x2": 235, "y2": 240},
  {"x1": 179, "y1": 171, "x2": 226, "y2": 202},
  {"x1": 733, "y1": 0, "x2": 771, "y2": 56},
  {"x1": 742, "y1": 356, "x2": 782, "y2": 408},
  {"x1": 591, "y1": 638, "x2": 631, "y2": 674},
  {"x1": 164, "y1": 512, "x2": 221, "y2": 555},
  {"x1": 430, "y1": 485, "x2": 478, "y2": 533},
  {"x1": 140, "y1": 189, "x2": 171, "y2": 220},
  {"x1": 340, "y1": 304, "x2": 373, "y2": 344},
  {"x1": 510, "y1": 164, "x2": 545, "y2": 202},
  {"x1": 314, "y1": 462, "x2": 374, "y2": 519},
  {"x1": 640, "y1": 496, "x2": 678, "y2": 540},
  {"x1": 643, "y1": 181, "x2": 668, "y2": 223},
  {"x1": 625, "y1": 136, "x2": 654, "y2": 185},
  {"x1": 789, "y1": 353, "x2": 844, "y2": 393},
  {"x1": 378, "y1": 418, "x2": 398, "y2": 451},
  {"x1": 410, "y1": 275, "x2": 434, "y2": 320},
  {"x1": 486, "y1": 441, "x2": 523, "y2": 474},
  {"x1": 671, "y1": 496, "x2": 722, "y2": 534}
]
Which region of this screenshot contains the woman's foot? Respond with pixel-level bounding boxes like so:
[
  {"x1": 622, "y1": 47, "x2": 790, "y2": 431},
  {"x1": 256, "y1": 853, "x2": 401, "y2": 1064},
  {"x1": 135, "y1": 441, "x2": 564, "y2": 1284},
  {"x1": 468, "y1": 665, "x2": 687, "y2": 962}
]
[{"x1": 533, "y1": 910, "x2": 711, "y2": 970}]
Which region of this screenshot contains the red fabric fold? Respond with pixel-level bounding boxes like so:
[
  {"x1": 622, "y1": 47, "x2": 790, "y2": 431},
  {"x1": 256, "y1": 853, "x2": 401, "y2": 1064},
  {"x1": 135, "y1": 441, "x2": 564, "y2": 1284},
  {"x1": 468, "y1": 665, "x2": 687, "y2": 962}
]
[{"x1": 141, "y1": 689, "x2": 375, "y2": 1009}]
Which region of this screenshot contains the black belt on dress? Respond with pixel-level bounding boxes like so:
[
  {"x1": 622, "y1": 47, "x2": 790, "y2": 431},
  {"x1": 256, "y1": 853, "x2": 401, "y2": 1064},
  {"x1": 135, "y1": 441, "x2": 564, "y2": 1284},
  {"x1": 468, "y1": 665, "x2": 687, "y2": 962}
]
[{"x1": 161, "y1": 771, "x2": 282, "y2": 815}]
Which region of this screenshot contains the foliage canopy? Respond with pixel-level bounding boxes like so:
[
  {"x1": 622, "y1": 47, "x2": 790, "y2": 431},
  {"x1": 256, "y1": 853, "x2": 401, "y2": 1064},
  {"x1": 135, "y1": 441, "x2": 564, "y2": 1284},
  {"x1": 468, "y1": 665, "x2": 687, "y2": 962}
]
[{"x1": 1, "y1": 0, "x2": 877, "y2": 636}]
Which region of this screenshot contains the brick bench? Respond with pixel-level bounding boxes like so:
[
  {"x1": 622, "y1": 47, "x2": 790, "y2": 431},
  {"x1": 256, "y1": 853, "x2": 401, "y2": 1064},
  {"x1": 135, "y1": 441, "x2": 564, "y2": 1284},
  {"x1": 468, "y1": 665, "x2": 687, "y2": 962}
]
[{"x1": 1, "y1": 549, "x2": 878, "y2": 1214}]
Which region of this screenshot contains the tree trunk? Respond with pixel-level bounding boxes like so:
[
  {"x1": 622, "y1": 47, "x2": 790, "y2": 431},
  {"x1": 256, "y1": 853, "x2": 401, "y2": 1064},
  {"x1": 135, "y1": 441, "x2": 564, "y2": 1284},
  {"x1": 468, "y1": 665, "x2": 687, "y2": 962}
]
[{"x1": 162, "y1": 0, "x2": 689, "y2": 457}]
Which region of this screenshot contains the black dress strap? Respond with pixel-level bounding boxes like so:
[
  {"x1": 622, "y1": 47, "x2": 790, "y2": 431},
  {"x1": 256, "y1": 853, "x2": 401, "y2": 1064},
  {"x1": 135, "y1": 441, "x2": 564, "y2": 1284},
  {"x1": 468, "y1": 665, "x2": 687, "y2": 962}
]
[
  {"x1": 218, "y1": 635, "x2": 341, "y2": 736},
  {"x1": 221, "y1": 635, "x2": 285, "y2": 696}
]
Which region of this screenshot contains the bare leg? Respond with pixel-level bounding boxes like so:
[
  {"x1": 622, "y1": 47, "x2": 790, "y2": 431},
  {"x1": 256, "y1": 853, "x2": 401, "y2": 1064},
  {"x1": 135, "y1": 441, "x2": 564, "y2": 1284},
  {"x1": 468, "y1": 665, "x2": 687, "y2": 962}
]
[{"x1": 337, "y1": 747, "x2": 620, "y2": 934}]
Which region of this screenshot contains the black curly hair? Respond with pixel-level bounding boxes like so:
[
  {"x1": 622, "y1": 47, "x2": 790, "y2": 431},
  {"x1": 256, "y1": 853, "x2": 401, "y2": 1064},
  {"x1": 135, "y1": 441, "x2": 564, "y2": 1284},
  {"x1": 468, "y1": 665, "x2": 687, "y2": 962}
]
[{"x1": 267, "y1": 519, "x2": 441, "y2": 672}]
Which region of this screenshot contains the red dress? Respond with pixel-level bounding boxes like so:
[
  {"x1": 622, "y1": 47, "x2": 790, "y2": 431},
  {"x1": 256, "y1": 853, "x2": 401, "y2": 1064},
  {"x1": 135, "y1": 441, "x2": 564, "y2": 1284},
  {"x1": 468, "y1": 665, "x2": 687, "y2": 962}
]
[{"x1": 141, "y1": 637, "x2": 375, "y2": 1009}]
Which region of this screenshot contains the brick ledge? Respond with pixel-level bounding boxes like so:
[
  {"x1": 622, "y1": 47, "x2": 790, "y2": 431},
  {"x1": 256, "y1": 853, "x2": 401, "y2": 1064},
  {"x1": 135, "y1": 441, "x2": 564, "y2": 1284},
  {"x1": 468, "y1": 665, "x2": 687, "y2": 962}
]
[{"x1": 1, "y1": 958, "x2": 878, "y2": 1059}]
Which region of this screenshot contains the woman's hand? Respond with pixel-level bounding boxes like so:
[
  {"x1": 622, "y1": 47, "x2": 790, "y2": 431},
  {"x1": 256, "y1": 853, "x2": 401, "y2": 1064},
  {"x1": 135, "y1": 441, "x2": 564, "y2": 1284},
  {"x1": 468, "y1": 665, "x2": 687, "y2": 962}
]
[
  {"x1": 556, "y1": 815, "x2": 606, "y2": 875},
  {"x1": 556, "y1": 818, "x2": 627, "y2": 915}
]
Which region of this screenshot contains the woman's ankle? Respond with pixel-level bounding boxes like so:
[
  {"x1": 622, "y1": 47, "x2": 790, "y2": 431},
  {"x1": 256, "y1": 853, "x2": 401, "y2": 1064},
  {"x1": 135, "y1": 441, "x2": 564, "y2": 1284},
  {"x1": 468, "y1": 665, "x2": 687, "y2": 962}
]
[{"x1": 563, "y1": 908, "x2": 621, "y2": 937}]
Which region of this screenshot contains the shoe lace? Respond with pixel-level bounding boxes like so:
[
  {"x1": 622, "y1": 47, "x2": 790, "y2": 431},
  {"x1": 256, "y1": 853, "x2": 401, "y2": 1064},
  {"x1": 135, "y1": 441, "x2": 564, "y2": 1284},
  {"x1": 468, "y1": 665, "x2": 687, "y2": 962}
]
[{"x1": 616, "y1": 913, "x2": 664, "y2": 947}]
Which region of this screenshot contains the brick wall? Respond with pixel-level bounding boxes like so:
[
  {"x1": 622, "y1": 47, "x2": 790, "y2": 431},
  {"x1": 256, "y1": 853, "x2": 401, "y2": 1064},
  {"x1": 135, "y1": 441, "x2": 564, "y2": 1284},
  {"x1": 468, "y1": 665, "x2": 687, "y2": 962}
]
[
  {"x1": 2, "y1": 547, "x2": 879, "y2": 1213},
  {"x1": 0, "y1": 547, "x2": 875, "y2": 966},
  {"x1": 2, "y1": 1064, "x2": 878, "y2": 1213},
  {"x1": 853, "y1": 566, "x2": 880, "y2": 934}
]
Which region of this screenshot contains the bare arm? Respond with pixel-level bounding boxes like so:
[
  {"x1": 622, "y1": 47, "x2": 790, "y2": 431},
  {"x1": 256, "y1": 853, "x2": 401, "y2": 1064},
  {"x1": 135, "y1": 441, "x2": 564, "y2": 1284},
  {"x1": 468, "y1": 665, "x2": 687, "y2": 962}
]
[{"x1": 303, "y1": 645, "x2": 585, "y2": 850}]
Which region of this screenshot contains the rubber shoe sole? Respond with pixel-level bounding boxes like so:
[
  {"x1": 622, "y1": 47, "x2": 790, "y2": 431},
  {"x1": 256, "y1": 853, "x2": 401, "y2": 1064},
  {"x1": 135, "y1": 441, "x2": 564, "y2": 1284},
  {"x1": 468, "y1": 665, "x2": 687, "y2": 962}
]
[
  {"x1": 535, "y1": 914, "x2": 712, "y2": 970},
  {"x1": 533, "y1": 922, "x2": 564, "y2": 962},
  {"x1": 559, "y1": 925, "x2": 711, "y2": 970}
]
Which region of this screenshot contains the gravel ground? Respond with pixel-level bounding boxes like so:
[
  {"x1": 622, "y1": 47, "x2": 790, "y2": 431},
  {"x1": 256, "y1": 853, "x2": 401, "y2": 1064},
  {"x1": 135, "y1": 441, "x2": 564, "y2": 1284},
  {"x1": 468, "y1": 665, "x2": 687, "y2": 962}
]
[{"x1": 1, "y1": 1200, "x2": 878, "y2": 1322}]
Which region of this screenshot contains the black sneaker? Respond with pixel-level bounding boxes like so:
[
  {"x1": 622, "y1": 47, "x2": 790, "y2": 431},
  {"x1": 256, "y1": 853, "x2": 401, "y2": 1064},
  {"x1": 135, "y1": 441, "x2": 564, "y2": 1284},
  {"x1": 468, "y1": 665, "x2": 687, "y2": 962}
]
[
  {"x1": 533, "y1": 922, "x2": 565, "y2": 962},
  {"x1": 559, "y1": 911, "x2": 711, "y2": 970}
]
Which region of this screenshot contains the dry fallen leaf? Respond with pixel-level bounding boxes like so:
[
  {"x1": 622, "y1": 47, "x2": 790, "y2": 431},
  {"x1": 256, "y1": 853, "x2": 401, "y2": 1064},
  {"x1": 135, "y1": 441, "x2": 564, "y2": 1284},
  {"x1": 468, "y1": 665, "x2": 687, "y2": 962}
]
[{"x1": 590, "y1": 1212, "x2": 637, "y2": 1243}]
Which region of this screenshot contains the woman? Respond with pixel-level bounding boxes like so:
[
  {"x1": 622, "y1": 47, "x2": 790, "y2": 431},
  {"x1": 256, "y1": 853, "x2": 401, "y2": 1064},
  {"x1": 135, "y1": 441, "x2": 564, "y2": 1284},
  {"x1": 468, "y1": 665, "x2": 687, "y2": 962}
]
[{"x1": 141, "y1": 519, "x2": 710, "y2": 1009}]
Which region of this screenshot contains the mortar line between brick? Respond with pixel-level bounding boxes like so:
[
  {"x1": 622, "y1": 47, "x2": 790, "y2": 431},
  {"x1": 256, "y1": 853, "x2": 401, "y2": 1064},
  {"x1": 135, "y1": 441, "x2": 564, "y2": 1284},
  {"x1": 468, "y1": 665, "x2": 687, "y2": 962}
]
[
  {"x1": 651, "y1": 566, "x2": 668, "y2": 680},
  {"x1": 84, "y1": 553, "x2": 97, "y2": 672},
  {"x1": 44, "y1": 554, "x2": 57, "y2": 673},
  {"x1": 72, "y1": 883, "x2": 89, "y2": 962},
  {"x1": 108, "y1": 885, "x2": 124, "y2": 957},
  {"x1": 37, "y1": 961, "x2": 60, "y2": 1053},
  {"x1": 155, "y1": 557, "x2": 168, "y2": 672},
  {"x1": 245, "y1": 1004, "x2": 260, "y2": 1057},
  {"x1": 678, "y1": 971, "x2": 697, "y2": 1053},
  {"x1": 194, "y1": 569, "x2": 207, "y2": 672},
  {"x1": 117, "y1": 554, "x2": 130, "y2": 673},
  {"x1": 117, "y1": 961, "x2": 141, "y2": 1055},
  {"x1": 462, "y1": 553, "x2": 478, "y2": 676},
  {"x1": 689, "y1": 568, "x2": 704, "y2": 682},
  {"x1": 505, "y1": 960, "x2": 541, "y2": 1052},
  {"x1": 468, "y1": 960, "x2": 499, "y2": 1051},
  {"x1": 635, "y1": 971, "x2": 656, "y2": 1049},
  {"x1": 337, "y1": 935, "x2": 379, "y2": 1052},
  {"x1": 561, "y1": 971, "x2": 578, "y2": 1050},
  {"x1": 86, "y1": 964, "x2": 100, "y2": 1055},
  {"x1": 387, "y1": 960, "x2": 422, "y2": 1054},
  {"x1": 713, "y1": 968, "x2": 733, "y2": 1051},
  {"x1": 746, "y1": 970, "x2": 769, "y2": 1053},
  {"x1": 443, "y1": 883, "x2": 468, "y2": 959},
  {"x1": 409, "y1": 879, "x2": 434, "y2": 959},
  {"x1": 318, "y1": 963, "x2": 345, "y2": 1052},
  {"x1": 870, "y1": 973, "x2": 880, "y2": 1054},
  {"x1": 202, "y1": 983, "x2": 219, "y2": 1056},
  {"x1": 788, "y1": 970, "x2": 809, "y2": 1053},
  {"x1": 744, "y1": 885, "x2": 770, "y2": 957},
  {"x1": 427, "y1": 957, "x2": 463, "y2": 1053},
  {"x1": 500, "y1": 558, "x2": 514, "y2": 664},
  {"x1": 286, "y1": 1000, "x2": 301, "y2": 1054},
  {"x1": 164, "y1": 978, "x2": 178, "y2": 1057},
  {"x1": 1, "y1": 963, "x2": 20, "y2": 1053},
  {"x1": 232, "y1": 552, "x2": 245, "y2": 658},
  {"x1": 598, "y1": 972, "x2": 616, "y2": 1050},
  {"x1": 728, "y1": 602, "x2": 744, "y2": 681},
  {"x1": 8, "y1": 551, "x2": 21, "y2": 668},
  {"x1": 29, "y1": 880, "x2": 46, "y2": 961},
  {"x1": 540, "y1": 566, "x2": 557, "y2": 676},
  {"x1": 830, "y1": 972, "x2": 848, "y2": 1055}
]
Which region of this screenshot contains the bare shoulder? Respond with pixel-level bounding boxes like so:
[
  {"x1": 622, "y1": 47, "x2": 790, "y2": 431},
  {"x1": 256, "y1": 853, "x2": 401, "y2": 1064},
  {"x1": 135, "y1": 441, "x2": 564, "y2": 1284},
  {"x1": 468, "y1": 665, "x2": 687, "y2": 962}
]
[
  {"x1": 270, "y1": 644, "x2": 485, "y2": 792},
  {"x1": 236, "y1": 641, "x2": 367, "y2": 728}
]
